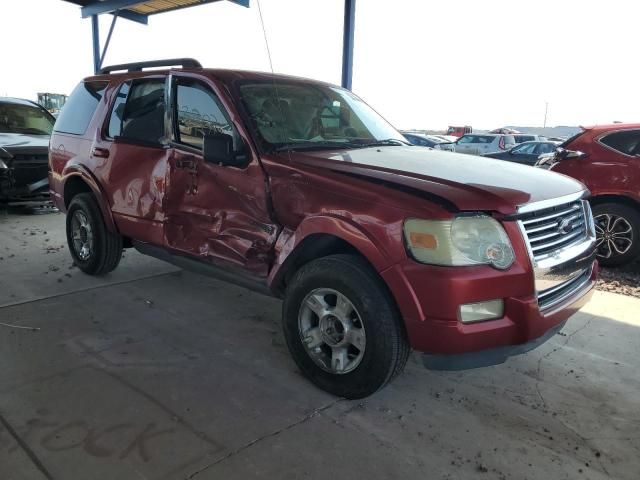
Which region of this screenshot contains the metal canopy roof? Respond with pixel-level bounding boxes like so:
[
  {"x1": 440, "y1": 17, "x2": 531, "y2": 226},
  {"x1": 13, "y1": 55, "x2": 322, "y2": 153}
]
[
  {"x1": 63, "y1": 0, "x2": 249, "y2": 24},
  {"x1": 61, "y1": 0, "x2": 356, "y2": 89}
]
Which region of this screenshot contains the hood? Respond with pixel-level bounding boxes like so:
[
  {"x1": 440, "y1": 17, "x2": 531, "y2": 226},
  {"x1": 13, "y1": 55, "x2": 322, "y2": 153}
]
[
  {"x1": 295, "y1": 146, "x2": 585, "y2": 214},
  {"x1": 0, "y1": 133, "x2": 50, "y2": 151}
]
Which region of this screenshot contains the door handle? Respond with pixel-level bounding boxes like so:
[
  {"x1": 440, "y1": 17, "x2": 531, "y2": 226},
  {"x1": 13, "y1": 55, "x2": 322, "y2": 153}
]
[
  {"x1": 92, "y1": 147, "x2": 110, "y2": 158},
  {"x1": 176, "y1": 156, "x2": 197, "y2": 169}
]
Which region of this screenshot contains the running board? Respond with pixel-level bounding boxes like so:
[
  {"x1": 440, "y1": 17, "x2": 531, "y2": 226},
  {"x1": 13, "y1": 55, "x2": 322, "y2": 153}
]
[{"x1": 132, "y1": 241, "x2": 276, "y2": 298}]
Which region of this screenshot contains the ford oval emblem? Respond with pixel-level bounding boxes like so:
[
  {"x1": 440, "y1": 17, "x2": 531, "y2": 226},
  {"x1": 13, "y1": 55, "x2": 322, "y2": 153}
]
[{"x1": 557, "y1": 218, "x2": 573, "y2": 234}]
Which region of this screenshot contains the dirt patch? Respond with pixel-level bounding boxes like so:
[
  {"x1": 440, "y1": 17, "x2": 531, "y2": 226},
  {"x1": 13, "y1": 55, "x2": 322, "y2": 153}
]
[{"x1": 596, "y1": 259, "x2": 640, "y2": 299}]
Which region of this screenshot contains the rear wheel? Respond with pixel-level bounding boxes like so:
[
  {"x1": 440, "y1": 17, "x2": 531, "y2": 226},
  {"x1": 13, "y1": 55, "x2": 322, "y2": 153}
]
[
  {"x1": 592, "y1": 202, "x2": 640, "y2": 267},
  {"x1": 283, "y1": 254, "x2": 410, "y2": 399},
  {"x1": 66, "y1": 193, "x2": 123, "y2": 275}
]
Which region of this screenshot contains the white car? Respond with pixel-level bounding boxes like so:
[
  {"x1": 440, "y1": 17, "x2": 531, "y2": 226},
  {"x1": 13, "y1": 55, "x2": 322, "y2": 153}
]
[{"x1": 439, "y1": 133, "x2": 516, "y2": 155}]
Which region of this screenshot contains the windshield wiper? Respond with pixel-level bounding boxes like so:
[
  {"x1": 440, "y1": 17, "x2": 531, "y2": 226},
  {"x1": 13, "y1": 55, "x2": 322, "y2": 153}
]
[{"x1": 275, "y1": 141, "x2": 365, "y2": 152}]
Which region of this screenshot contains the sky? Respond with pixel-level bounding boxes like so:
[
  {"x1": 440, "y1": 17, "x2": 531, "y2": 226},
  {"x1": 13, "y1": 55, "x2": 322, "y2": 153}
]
[{"x1": 1, "y1": 0, "x2": 638, "y2": 130}]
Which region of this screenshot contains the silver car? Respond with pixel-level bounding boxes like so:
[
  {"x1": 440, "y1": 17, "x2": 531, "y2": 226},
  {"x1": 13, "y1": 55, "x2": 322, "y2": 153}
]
[{"x1": 440, "y1": 133, "x2": 516, "y2": 155}]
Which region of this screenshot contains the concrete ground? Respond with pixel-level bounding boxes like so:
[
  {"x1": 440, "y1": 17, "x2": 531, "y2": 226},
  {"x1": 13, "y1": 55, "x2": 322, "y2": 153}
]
[{"x1": 1, "y1": 209, "x2": 639, "y2": 480}]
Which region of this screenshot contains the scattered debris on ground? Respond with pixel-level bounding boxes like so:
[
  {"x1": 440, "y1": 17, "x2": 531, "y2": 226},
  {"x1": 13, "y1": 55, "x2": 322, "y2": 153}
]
[{"x1": 597, "y1": 259, "x2": 640, "y2": 299}]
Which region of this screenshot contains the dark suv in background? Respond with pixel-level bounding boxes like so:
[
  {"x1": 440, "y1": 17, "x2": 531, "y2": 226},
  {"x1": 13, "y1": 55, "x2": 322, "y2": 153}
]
[
  {"x1": 0, "y1": 97, "x2": 55, "y2": 203},
  {"x1": 539, "y1": 124, "x2": 640, "y2": 266}
]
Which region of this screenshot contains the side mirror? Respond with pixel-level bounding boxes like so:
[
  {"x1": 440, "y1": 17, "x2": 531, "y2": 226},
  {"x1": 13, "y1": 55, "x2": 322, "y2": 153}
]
[
  {"x1": 203, "y1": 133, "x2": 245, "y2": 167},
  {"x1": 556, "y1": 147, "x2": 586, "y2": 160}
]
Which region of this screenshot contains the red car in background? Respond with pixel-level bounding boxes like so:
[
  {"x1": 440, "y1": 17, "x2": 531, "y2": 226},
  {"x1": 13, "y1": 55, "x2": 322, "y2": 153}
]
[{"x1": 541, "y1": 124, "x2": 640, "y2": 266}]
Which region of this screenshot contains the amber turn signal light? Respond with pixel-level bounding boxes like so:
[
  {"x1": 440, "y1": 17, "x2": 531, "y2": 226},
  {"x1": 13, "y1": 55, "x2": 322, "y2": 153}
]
[{"x1": 409, "y1": 232, "x2": 438, "y2": 250}]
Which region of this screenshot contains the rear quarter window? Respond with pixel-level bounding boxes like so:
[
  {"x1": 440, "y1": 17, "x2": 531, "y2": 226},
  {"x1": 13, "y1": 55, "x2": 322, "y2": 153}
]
[
  {"x1": 599, "y1": 130, "x2": 640, "y2": 156},
  {"x1": 54, "y1": 81, "x2": 108, "y2": 135}
]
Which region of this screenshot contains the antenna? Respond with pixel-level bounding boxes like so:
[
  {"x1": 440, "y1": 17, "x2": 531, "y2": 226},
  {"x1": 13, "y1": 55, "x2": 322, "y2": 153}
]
[
  {"x1": 255, "y1": 0, "x2": 290, "y2": 152},
  {"x1": 543, "y1": 101, "x2": 549, "y2": 128},
  {"x1": 256, "y1": 0, "x2": 275, "y2": 75}
]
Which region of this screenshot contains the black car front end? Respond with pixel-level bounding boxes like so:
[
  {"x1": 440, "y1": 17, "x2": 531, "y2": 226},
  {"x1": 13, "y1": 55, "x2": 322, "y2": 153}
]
[
  {"x1": 0, "y1": 98, "x2": 55, "y2": 204},
  {"x1": 0, "y1": 145, "x2": 50, "y2": 202}
]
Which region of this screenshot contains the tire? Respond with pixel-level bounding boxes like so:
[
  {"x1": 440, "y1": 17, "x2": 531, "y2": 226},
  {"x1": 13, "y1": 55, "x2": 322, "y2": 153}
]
[
  {"x1": 282, "y1": 254, "x2": 410, "y2": 399},
  {"x1": 66, "y1": 193, "x2": 123, "y2": 275},
  {"x1": 592, "y1": 202, "x2": 640, "y2": 267}
]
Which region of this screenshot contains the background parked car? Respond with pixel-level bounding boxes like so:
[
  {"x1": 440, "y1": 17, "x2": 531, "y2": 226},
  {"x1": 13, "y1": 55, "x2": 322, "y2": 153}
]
[
  {"x1": 446, "y1": 125, "x2": 472, "y2": 137},
  {"x1": 538, "y1": 124, "x2": 640, "y2": 266},
  {"x1": 401, "y1": 132, "x2": 450, "y2": 148},
  {"x1": 440, "y1": 133, "x2": 516, "y2": 155},
  {"x1": 0, "y1": 97, "x2": 54, "y2": 203},
  {"x1": 433, "y1": 134, "x2": 458, "y2": 143},
  {"x1": 483, "y1": 141, "x2": 558, "y2": 165},
  {"x1": 513, "y1": 134, "x2": 545, "y2": 144}
]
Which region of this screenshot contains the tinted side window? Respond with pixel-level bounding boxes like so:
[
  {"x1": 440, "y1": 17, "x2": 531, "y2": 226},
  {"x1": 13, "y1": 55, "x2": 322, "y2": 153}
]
[
  {"x1": 514, "y1": 143, "x2": 537, "y2": 154},
  {"x1": 175, "y1": 80, "x2": 234, "y2": 149},
  {"x1": 536, "y1": 143, "x2": 555, "y2": 154},
  {"x1": 118, "y1": 79, "x2": 166, "y2": 144},
  {"x1": 107, "y1": 83, "x2": 130, "y2": 138},
  {"x1": 600, "y1": 130, "x2": 640, "y2": 156},
  {"x1": 54, "y1": 81, "x2": 108, "y2": 135}
]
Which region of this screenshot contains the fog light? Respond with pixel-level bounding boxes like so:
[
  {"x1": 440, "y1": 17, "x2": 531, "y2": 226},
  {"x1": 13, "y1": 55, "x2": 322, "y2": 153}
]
[{"x1": 459, "y1": 299, "x2": 504, "y2": 323}]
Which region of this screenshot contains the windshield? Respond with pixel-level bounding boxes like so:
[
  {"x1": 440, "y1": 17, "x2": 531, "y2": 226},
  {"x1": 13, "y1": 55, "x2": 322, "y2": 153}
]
[
  {"x1": 238, "y1": 82, "x2": 406, "y2": 151},
  {"x1": 0, "y1": 102, "x2": 55, "y2": 135}
]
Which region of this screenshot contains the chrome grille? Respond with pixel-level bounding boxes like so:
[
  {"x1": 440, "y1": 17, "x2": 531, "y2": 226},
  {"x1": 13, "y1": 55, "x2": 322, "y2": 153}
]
[
  {"x1": 537, "y1": 266, "x2": 592, "y2": 310},
  {"x1": 520, "y1": 200, "x2": 588, "y2": 260}
]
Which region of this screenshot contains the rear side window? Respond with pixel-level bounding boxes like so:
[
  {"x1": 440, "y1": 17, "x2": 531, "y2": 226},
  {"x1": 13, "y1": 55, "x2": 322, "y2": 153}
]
[
  {"x1": 107, "y1": 83, "x2": 130, "y2": 138},
  {"x1": 107, "y1": 78, "x2": 166, "y2": 144},
  {"x1": 54, "y1": 81, "x2": 108, "y2": 135},
  {"x1": 599, "y1": 130, "x2": 640, "y2": 156},
  {"x1": 458, "y1": 135, "x2": 494, "y2": 144}
]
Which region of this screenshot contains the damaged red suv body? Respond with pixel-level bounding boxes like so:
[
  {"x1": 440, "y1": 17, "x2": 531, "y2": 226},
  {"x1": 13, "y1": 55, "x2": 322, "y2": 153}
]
[{"x1": 49, "y1": 59, "x2": 597, "y2": 398}]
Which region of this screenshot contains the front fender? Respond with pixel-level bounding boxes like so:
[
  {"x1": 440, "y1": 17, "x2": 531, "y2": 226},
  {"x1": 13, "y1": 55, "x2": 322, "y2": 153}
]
[
  {"x1": 267, "y1": 214, "x2": 394, "y2": 290},
  {"x1": 61, "y1": 165, "x2": 118, "y2": 234}
]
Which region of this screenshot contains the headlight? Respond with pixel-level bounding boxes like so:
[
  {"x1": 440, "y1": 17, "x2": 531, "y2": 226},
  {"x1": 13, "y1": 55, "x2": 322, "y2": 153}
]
[{"x1": 404, "y1": 215, "x2": 515, "y2": 270}]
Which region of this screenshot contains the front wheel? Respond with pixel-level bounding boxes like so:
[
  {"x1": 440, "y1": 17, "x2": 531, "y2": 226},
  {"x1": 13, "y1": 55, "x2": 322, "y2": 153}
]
[
  {"x1": 592, "y1": 202, "x2": 640, "y2": 267},
  {"x1": 283, "y1": 254, "x2": 410, "y2": 399}
]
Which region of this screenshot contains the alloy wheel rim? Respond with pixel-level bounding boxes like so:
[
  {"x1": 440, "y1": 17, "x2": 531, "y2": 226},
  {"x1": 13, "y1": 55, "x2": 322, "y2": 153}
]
[
  {"x1": 594, "y1": 213, "x2": 633, "y2": 259},
  {"x1": 298, "y1": 288, "x2": 366, "y2": 374},
  {"x1": 71, "y1": 211, "x2": 93, "y2": 261}
]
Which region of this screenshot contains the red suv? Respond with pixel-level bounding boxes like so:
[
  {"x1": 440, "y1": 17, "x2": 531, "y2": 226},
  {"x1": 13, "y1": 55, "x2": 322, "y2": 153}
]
[
  {"x1": 540, "y1": 124, "x2": 640, "y2": 266},
  {"x1": 49, "y1": 59, "x2": 597, "y2": 398}
]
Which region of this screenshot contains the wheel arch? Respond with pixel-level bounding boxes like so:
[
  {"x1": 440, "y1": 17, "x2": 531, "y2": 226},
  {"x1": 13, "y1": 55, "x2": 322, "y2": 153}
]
[
  {"x1": 268, "y1": 216, "x2": 394, "y2": 297},
  {"x1": 62, "y1": 168, "x2": 118, "y2": 234},
  {"x1": 589, "y1": 193, "x2": 640, "y2": 212}
]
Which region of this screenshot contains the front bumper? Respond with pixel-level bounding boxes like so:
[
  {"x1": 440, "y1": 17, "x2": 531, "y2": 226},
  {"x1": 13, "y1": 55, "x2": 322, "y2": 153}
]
[
  {"x1": 381, "y1": 255, "x2": 598, "y2": 360},
  {"x1": 0, "y1": 151, "x2": 50, "y2": 201}
]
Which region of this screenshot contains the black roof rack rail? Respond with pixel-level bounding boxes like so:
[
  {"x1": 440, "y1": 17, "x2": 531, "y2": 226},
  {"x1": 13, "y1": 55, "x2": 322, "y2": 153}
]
[{"x1": 99, "y1": 58, "x2": 202, "y2": 74}]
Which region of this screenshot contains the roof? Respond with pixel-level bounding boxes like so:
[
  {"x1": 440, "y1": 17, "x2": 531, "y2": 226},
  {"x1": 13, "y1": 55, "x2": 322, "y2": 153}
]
[
  {"x1": 86, "y1": 65, "x2": 340, "y2": 88},
  {"x1": 63, "y1": 1, "x2": 248, "y2": 23},
  {"x1": 0, "y1": 97, "x2": 41, "y2": 107},
  {"x1": 582, "y1": 123, "x2": 640, "y2": 132}
]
